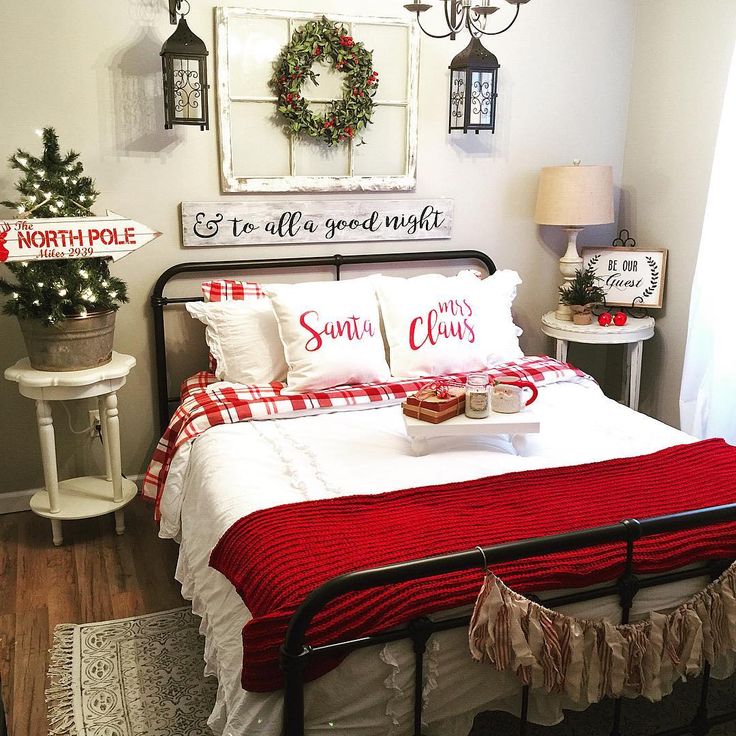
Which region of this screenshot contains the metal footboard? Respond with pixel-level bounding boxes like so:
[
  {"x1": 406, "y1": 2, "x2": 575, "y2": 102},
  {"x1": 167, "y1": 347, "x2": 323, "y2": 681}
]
[{"x1": 281, "y1": 503, "x2": 736, "y2": 736}]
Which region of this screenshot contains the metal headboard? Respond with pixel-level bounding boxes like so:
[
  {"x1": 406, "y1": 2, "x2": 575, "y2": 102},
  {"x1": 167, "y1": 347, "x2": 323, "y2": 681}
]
[{"x1": 150, "y1": 249, "x2": 496, "y2": 434}]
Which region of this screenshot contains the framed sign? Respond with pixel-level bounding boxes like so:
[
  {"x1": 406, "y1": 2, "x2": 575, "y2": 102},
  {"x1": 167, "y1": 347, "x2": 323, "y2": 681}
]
[
  {"x1": 582, "y1": 247, "x2": 668, "y2": 309},
  {"x1": 215, "y1": 7, "x2": 420, "y2": 193},
  {"x1": 181, "y1": 199, "x2": 453, "y2": 247}
]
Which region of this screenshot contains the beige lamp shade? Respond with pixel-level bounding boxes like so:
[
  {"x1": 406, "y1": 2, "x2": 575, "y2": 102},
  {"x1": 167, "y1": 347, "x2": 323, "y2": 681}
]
[{"x1": 534, "y1": 165, "x2": 614, "y2": 227}]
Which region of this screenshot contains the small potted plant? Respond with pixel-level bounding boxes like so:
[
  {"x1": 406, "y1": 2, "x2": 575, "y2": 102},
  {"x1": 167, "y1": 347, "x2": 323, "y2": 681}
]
[
  {"x1": 0, "y1": 128, "x2": 128, "y2": 371},
  {"x1": 559, "y1": 265, "x2": 606, "y2": 325}
]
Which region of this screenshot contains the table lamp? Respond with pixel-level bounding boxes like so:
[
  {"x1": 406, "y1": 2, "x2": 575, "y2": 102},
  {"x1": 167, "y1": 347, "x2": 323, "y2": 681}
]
[{"x1": 535, "y1": 162, "x2": 614, "y2": 320}]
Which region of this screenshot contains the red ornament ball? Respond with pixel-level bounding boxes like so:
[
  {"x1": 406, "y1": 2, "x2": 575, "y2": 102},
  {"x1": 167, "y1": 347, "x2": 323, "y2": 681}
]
[
  {"x1": 598, "y1": 312, "x2": 612, "y2": 327},
  {"x1": 613, "y1": 311, "x2": 628, "y2": 326}
]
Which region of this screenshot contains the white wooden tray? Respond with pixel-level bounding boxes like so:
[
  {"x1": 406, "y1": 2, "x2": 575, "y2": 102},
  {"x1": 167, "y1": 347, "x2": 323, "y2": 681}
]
[{"x1": 403, "y1": 409, "x2": 540, "y2": 455}]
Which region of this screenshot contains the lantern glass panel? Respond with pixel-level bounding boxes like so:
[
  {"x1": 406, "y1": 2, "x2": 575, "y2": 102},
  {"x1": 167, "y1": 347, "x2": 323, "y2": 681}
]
[
  {"x1": 449, "y1": 70, "x2": 466, "y2": 130},
  {"x1": 172, "y1": 56, "x2": 205, "y2": 121},
  {"x1": 469, "y1": 70, "x2": 496, "y2": 129}
]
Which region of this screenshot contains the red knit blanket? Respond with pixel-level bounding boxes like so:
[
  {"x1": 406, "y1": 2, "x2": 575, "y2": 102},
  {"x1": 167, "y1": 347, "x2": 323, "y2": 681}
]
[{"x1": 209, "y1": 438, "x2": 736, "y2": 692}]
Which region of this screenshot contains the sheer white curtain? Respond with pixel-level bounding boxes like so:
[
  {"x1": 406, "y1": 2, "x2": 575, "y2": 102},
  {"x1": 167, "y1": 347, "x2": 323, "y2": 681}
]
[{"x1": 680, "y1": 46, "x2": 736, "y2": 443}]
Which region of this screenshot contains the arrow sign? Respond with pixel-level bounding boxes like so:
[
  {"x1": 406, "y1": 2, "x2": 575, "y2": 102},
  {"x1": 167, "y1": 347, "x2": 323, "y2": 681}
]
[{"x1": 0, "y1": 211, "x2": 161, "y2": 263}]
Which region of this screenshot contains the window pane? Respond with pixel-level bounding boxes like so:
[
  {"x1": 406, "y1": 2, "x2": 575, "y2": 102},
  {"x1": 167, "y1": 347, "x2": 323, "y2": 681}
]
[
  {"x1": 293, "y1": 102, "x2": 350, "y2": 176},
  {"x1": 172, "y1": 58, "x2": 205, "y2": 120},
  {"x1": 469, "y1": 71, "x2": 494, "y2": 127},
  {"x1": 228, "y1": 16, "x2": 288, "y2": 98},
  {"x1": 353, "y1": 24, "x2": 410, "y2": 102},
  {"x1": 450, "y1": 71, "x2": 466, "y2": 128},
  {"x1": 230, "y1": 102, "x2": 290, "y2": 177},
  {"x1": 353, "y1": 105, "x2": 407, "y2": 176}
]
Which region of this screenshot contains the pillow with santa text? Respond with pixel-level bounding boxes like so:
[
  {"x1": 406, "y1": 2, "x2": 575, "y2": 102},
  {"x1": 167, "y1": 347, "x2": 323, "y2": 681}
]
[
  {"x1": 264, "y1": 278, "x2": 391, "y2": 393},
  {"x1": 375, "y1": 270, "x2": 523, "y2": 378}
]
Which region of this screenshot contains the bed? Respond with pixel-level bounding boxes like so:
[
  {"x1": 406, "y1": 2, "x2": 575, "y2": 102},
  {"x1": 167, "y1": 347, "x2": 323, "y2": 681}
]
[{"x1": 146, "y1": 250, "x2": 736, "y2": 736}]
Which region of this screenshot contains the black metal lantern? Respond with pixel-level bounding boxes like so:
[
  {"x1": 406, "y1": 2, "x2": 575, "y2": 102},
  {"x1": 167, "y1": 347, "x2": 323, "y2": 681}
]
[
  {"x1": 161, "y1": 3, "x2": 210, "y2": 131},
  {"x1": 449, "y1": 36, "x2": 499, "y2": 134}
]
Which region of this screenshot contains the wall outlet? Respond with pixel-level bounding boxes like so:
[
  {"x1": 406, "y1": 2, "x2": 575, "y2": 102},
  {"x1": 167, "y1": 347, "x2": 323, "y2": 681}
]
[{"x1": 88, "y1": 409, "x2": 101, "y2": 438}]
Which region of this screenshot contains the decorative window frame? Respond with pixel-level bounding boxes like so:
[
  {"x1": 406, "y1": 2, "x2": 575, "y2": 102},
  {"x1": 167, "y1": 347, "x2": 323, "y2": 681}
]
[{"x1": 215, "y1": 7, "x2": 421, "y2": 194}]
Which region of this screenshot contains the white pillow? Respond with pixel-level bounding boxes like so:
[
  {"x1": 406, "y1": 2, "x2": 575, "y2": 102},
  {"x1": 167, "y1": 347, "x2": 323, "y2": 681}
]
[
  {"x1": 186, "y1": 300, "x2": 288, "y2": 385},
  {"x1": 265, "y1": 278, "x2": 391, "y2": 392},
  {"x1": 375, "y1": 270, "x2": 523, "y2": 378}
]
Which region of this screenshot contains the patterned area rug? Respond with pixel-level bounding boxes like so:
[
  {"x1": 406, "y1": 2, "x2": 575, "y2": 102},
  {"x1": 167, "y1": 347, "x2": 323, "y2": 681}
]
[
  {"x1": 47, "y1": 607, "x2": 217, "y2": 736},
  {"x1": 47, "y1": 607, "x2": 736, "y2": 735}
]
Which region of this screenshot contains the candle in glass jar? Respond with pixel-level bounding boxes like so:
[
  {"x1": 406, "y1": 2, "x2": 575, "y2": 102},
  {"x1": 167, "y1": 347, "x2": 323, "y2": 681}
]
[{"x1": 465, "y1": 373, "x2": 489, "y2": 418}]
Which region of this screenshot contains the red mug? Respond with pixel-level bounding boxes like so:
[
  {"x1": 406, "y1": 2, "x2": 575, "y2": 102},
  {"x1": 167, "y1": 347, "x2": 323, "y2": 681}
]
[{"x1": 491, "y1": 380, "x2": 538, "y2": 413}]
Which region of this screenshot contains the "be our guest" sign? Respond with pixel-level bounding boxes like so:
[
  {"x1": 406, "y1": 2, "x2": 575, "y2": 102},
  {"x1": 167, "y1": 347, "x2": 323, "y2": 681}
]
[
  {"x1": 180, "y1": 199, "x2": 454, "y2": 247},
  {"x1": 582, "y1": 246, "x2": 668, "y2": 309}
]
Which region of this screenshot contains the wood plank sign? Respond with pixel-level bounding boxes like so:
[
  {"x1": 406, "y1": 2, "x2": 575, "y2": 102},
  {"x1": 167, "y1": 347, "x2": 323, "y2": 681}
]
[
  {"x1": 0, "y1": 212, "x2": 161, "y2": 263},
  {"x1": 181, "y1": 199, "x2": 454, "y2": 247},
  {"x1": 582, "y1": 246, "x2": 668, "y2": 309}
]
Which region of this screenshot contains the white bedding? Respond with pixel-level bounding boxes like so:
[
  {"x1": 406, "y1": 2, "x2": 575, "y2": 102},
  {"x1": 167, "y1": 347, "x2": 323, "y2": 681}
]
[{"x1": 158, "y1": 376, "x2": 707, "y2": 736}]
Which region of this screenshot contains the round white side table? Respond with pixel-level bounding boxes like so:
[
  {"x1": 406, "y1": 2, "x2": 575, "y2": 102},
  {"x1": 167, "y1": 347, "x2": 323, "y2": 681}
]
[
  {"x1": 4, "y1": 352, "x2": 137, "y2": 546},
  {"x1": 541, "y1": 312, "x2": 655, "y2": 411}
]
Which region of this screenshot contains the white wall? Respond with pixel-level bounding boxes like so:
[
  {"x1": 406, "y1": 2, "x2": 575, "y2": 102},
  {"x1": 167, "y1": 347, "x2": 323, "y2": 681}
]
[
  {"x1": 621, "y1": 0, "x2": 736, "y2": 427},
  {"x1": 0, "y1": 0, "x2": 635, "y2": 493}
]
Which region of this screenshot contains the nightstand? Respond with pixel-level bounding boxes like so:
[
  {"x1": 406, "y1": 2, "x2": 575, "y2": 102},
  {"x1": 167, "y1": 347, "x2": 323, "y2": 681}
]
[
  {"x1": 4, "y1": 352, "x2": 137, "y2": 546},
  {"x1": 541, "y1": 312, "x2": 655, "y2": 410}
]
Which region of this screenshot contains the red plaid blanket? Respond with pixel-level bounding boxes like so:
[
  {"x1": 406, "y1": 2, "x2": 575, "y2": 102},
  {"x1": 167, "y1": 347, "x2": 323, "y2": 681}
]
[{"x1": 142, "y1": 356, "x2": 587, "y2": 518}]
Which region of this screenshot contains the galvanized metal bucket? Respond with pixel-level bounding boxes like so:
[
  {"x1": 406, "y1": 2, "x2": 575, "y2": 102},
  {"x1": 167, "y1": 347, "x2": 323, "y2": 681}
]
[{"x1": 19, "y1": 310, "x2": 116, "y2": 371}]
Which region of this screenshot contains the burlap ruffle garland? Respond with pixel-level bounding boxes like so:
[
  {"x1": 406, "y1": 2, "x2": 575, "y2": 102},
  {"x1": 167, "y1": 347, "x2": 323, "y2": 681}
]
[{"x1": 468, "y1": 562, "x2": 736, "y2": 703}]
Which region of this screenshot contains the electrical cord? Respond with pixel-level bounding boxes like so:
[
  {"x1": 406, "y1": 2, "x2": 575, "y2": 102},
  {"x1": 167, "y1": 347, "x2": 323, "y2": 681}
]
[
  {"x1": 60, "y1": 400, "x2": 93, "y2": 435},
  {"x1": 59, "y1": 405, "x2": 131, "y2": 482}
]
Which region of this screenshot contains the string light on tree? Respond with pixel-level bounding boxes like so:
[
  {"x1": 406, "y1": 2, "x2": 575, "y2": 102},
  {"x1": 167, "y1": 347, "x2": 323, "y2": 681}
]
[{"x1": 0, "y1": 127, "x2": 129, "y2": 324}]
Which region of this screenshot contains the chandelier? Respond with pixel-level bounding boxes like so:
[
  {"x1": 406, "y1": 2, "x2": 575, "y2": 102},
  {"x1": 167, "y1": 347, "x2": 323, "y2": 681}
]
[
  {"x1": 404, "y1": 0, "x2": 531, "y2": 134},
  {"x1": 403, "y1": 0, "x2": 531, "y2": 40}
]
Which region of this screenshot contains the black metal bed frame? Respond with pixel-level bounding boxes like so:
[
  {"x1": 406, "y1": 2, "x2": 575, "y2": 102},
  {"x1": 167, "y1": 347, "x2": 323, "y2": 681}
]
[
  {"x1": 151, "y1": 250, "x2": 496, "y2": 434},
  {"x1": 151, "y1": 250, "x2": 736, "y2": 736}
]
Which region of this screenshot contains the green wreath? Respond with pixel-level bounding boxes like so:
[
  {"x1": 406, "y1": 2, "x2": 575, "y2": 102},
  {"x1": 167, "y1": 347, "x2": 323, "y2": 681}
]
[{"x1": 270, "y1": 17, "x2": 379, "y2": 146}]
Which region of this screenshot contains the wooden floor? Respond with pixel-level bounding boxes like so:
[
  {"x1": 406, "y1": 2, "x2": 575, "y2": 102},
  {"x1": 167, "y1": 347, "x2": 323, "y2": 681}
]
[{"x1": 0, "y1": 499, "x2": 185, "y2": 736}]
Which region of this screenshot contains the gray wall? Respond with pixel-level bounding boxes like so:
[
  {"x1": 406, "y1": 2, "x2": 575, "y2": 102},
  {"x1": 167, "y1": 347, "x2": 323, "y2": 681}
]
[{"x1": 0, "y1": 0, "x2": 636, "y2": 493}]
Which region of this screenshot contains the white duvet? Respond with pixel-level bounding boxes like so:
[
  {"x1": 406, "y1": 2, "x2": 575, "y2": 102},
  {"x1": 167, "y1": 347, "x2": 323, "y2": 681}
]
[{"x1": 158, "y1": 376, "x2": 705, "y2": 736}]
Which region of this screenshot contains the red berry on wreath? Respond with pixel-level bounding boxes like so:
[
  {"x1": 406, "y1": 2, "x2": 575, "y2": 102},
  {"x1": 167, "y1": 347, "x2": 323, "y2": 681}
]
[
  {"x1": 613, "y1": 311, "x2": 628, "y2": 326},
  {"x1": 598, "y1": 312, "x2": 612, "y2": 327}
]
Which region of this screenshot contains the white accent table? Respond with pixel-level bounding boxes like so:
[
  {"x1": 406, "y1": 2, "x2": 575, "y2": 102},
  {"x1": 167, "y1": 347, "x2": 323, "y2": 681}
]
[
  {"x1": 4, "y1": 352, "x2": 137, "y2": 546},
  {"x1": 541, "y1": 311, "x2": 655, "y2": 410}
]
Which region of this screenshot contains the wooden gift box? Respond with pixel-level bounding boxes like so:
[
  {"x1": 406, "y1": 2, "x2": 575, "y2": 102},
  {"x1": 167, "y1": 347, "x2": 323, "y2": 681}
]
[{"x1": 402, "y1": 387, "x2": 466, "y2": 424}]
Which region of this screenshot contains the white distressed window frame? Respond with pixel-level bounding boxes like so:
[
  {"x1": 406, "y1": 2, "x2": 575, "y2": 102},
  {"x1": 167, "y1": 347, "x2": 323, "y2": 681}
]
[{"x1": 215, "y1": 7, "x2": 420, "y2": 193}]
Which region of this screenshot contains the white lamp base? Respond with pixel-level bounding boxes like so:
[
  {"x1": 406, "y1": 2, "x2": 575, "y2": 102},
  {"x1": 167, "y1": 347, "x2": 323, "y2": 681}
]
[{"x1": 556, "y1": 227, "x2": 584, "y2": 321}]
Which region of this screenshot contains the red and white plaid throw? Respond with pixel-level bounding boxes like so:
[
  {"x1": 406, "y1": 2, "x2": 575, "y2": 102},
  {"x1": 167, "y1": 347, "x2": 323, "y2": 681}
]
[
  {"x1": 143, "y1": 356, "x2": 588, "y2": 518},
  {"x1": 180, "y1": 370, "x2": 218, "y2": 401},
  {"x1": 201, "y1": 279, "x2": 266, "y2": 302}
]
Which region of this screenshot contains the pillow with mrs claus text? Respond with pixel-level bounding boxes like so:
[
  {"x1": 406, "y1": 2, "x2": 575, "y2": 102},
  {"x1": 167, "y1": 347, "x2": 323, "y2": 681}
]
[{"x1": 375, "y1": 270, "x2": 523, "y2": 378}]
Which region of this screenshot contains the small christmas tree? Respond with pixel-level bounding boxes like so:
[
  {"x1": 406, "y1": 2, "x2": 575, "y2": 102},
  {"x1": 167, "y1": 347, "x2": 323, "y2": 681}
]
[
  {"x1": 559, "y1": 265, "x2": 606, "y2": 306},
  {"x1": 0, "y1": 128, "x2": 128, "y2": 324}
]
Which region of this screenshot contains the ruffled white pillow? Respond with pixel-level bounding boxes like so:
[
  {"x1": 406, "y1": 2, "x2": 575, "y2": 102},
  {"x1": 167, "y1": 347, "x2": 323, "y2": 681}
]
[
  {"x1": 375, "y1": 269, "x2": 523, "y2": 378},
  {"x1": 186, "y1": 300, "x2": 288, "y2": 385}
]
